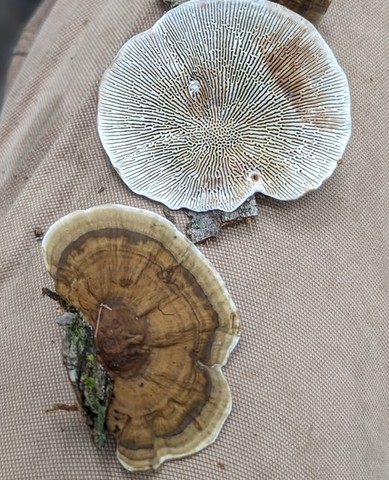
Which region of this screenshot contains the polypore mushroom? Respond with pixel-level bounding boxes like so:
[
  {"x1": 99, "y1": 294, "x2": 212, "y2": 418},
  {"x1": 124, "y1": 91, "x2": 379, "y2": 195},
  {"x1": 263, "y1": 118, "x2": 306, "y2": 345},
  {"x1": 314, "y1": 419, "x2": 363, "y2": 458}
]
[
  {"x1": 98, "y1": 0, "x2": 351, "y2": 212},
  {"x1": 268, "y1": 0, "x2": 332, "y2": 24},
  {"x1": 165, "y1": 0, "x2": 332, "y2": 23},
  {"x1": 42, "y1": 205, "x2": 240, "y2": 471}
]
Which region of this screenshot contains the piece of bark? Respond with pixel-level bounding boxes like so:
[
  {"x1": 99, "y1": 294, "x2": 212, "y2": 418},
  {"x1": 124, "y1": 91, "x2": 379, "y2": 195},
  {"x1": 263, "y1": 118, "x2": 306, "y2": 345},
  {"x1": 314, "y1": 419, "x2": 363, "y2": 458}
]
[
  {"x1": 186, "y1": 195, "x2": 258, "y2": 244},
  {"x1": 60, "y1": 310, "x2": 113, "y2": 449},
  {"x1": 44, "y1": 289, "x2": 113, "y2": 450}
]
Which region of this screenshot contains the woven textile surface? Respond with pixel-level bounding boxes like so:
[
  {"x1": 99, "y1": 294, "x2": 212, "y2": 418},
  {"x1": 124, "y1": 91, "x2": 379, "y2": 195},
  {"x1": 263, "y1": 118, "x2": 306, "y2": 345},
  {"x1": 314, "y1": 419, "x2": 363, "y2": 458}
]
[{"x1": 1, "y1": 0, "x2": 388, "y2": 478}]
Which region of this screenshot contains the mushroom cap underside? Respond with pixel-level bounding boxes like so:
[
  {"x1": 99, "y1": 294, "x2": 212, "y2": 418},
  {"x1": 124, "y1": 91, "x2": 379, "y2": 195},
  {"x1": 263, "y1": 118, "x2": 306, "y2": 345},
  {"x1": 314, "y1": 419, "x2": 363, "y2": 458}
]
[
  {"x1": 43, "y1": 205, "x2": 240, "y2": 471},
  {"x1": 98, "y1": 0, "x2": 351, "y2": 212}
]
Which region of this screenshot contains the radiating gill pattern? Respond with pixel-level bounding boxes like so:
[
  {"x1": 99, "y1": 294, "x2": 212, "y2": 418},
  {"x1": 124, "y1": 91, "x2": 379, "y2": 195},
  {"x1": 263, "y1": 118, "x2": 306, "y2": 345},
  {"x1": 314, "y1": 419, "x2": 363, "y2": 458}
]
[{"x1": 98, "y1": 0, "x2": 351, "y2": 212}]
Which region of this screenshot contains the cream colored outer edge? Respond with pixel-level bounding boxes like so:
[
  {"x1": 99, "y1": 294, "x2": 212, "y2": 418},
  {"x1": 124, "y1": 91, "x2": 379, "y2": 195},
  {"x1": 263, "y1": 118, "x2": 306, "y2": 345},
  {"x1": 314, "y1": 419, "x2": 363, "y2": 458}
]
[
  {"x1": 117, "y1": 365, "x2": 233, "y2": 471},
  {"x1": 42, "y1": 204, "x2": 240, "y2": 471}
]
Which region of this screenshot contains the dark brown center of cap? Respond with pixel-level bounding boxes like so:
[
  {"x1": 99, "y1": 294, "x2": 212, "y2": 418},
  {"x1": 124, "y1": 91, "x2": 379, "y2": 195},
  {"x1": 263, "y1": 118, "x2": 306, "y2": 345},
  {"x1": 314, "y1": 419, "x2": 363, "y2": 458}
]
[{"x1": 91, "y1": 297, "x2": 150, "y2": 378}]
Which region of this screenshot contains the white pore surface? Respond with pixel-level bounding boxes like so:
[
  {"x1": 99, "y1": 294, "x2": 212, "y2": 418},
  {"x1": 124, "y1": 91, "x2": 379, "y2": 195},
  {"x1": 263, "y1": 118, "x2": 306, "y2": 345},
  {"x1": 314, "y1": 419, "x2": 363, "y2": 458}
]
[{"x1": 98, "y1": 0, "x2": 351, "y2": 212}]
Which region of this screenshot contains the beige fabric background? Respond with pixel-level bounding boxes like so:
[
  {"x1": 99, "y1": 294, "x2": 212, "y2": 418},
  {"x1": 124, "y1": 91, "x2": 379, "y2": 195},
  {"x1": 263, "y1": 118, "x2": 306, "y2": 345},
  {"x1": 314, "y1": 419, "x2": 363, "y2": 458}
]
[{"x1": 1, "y1": 0, "x2": 388, "y2": 478}]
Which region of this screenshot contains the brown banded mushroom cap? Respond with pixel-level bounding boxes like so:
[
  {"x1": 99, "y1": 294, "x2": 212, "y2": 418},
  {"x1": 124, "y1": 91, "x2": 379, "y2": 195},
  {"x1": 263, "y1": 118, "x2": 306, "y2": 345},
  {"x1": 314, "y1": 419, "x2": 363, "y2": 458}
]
[
  {"x1": 42, "y1": 205, "x2": 240, "y2": 471},
  {"x1": 166, "y1": 0, "x2": 332, "y2": 23},
  {"x1": 265, "y1": 0, "x2": 332, "y2": 24},
  {"x1": 98, "y1": 0, "x2": 351, "y2": 212}
]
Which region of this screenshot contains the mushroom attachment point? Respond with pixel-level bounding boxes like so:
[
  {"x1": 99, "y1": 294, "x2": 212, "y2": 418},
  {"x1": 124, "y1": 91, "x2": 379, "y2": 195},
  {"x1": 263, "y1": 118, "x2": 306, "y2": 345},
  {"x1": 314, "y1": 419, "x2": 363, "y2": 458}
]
[
  {"x1": 98, "y1": 0, "x2": 351, "y2": 212},
  {"x1": 42, "y1": 205, "x2": 240, "y2": 471}
]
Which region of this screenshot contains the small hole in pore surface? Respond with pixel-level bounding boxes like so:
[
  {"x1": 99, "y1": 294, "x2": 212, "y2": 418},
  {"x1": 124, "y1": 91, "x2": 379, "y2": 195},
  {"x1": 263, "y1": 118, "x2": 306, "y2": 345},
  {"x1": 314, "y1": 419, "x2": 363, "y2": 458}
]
[{"x1": 250, "y1": 172, "x2": 260, "y2": 182}]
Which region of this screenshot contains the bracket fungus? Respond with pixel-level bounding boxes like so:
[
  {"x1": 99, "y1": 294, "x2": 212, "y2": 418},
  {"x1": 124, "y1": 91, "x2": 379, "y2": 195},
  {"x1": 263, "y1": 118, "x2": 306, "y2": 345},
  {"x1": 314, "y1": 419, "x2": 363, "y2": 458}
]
[
  {"x1": 164, "y1": 0, "x2": 333, "y2": 24},
  {"x1": 42, "y1": 205, "x2": 240, "y2": 471},
  {"x1": 98, "y1": 0, "x2": 351, "y2": 213},
  {"x1": 268, "y1": 0, "x2": 333, "y2": 24}
]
